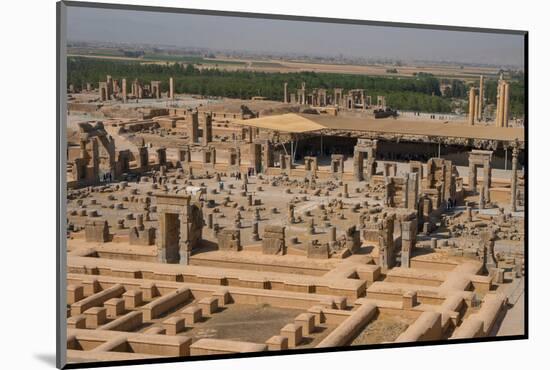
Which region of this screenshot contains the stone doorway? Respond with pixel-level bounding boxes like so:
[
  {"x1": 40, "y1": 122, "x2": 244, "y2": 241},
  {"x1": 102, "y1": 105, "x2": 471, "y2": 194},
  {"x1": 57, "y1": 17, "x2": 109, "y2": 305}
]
[{"x1": 163, "y1": 213, "x2": 181, "y2": 263}]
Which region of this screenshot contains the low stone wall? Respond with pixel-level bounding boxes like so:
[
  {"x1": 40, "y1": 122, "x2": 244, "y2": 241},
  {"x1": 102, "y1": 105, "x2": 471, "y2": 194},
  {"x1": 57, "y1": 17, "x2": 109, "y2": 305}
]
[
  {"x1": 451, "y1": 292, "x2": 507, "y2": 338},
  {"x1": 68, "y1": 255, "x2": 365, "y2": 299},
  {"x1": 394, "y1": 311, "x2": 442, "y2": 343},
  {"x1": 98, "y1": 311, "x2": 143, "y2": 332},
  {"x1": 316, "y1": 303, "x2": 377, "y2": 348},
  {"x1": 71, "y1": 284, "x2": 126, "y2": 315},
  {"x1": 190, "y1": 339, "x2": 267, "y2": 356},
  {"x1": 67, "y1": 273, "x2": 347, "y2": 311},
  {"x1": 68, "y1": 328, "x2": 191, "y2": 357},
  {"x1": 142, "y1": 288, "x2": 191, "y2": 321}
]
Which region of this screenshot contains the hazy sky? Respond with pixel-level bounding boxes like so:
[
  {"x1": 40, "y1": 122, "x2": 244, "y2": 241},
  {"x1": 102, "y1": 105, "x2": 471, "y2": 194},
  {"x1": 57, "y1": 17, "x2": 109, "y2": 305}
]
[{"x1": 67, "y1": 6, "x2": 525, "y2": 67}]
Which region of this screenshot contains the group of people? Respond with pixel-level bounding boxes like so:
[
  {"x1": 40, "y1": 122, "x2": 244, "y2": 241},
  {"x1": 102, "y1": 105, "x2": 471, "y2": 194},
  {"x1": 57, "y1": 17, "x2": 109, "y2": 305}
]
[
  {"x1": 446, "y1": 197, "x2": 458, "y2": 210},
  {"x1": 101, "y1": 172, "x2": 112, "y2": 182}
]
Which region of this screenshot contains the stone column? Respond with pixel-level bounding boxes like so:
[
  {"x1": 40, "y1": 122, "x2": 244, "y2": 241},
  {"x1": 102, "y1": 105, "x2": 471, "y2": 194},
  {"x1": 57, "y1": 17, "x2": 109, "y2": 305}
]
[
  {"x1": 483, "y1": 159, "x2": 491, "y2": 202},
  {"x1": 157, "y1": 212, "x2": 167, "y2": 263},
  {"x1": 106, "y1": 75, "x2": 113, "y2": 98},
  {"x1": 329, "y1": 226, "x2": 336, "y2": 245},
  {"x1": 474, "y1": 95, "x2": 479, "y2": 121},
  {"x1": 468, "y1": 87, "x2": 476, "y2": 125},
  {"x1": 136, "y1": 213, "x2": 144, "y2": 231},
  {"x1": 308, "y1": 218, "x2": 315, "y2": 235},
  {"x1": 288, "y1": 205, "x2": 295, "y2": 224},
  {"x1": 283, "y1": 82, "x2": 288, "y2": 103},
  {"x1": 189, "y1": 111, "x2": 199, "y2": 143},
  {"x1": 478, "y1": 75, "x2": 484, "y2": 121},
  {"x1": 468, "y1": 162, "x2": 477, "y2": 192},
  {"x1": 203, "y1": 113, "x2": 213, "y2": 145},
  {"x1": 121, "y1": 78, "x2": 127, "y2": 103},
  {"x1": 262, "y1": 142, "x2": 273, "y2": 172},
  {"x1": 511, "y1": 146, "x2": 518, "y2": 212},
  {"x1": 252, "y1": 222, "x2": 259, "y2": 241},
  {"x1": 179, "y1": 211, "x2": 191, "y2": 265},
  {"x1": 496, "y1": 82, "x2": 504, "y2": 127},
  {"x1": 503, "y1": 82, "x2": 510, "y2": 128},
  {"x1": 499, "y1": 82, "x2": 506, "y2": 127},
  {"x1": 353, "y1": 150, "x2": 364, "y2": 181},
  {"x1": 169, "y1": 77, "x2": 174, "y2": 100}
]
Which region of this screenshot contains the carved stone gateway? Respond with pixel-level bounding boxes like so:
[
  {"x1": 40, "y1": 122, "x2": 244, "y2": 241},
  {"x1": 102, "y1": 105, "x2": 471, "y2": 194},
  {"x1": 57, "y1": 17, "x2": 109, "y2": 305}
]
[
  {"x1": 262, "y1": 225, "x2": 286, "y2": 255},
  {"x1": 261, "y1": 142, "x2": 273, "y2": 173},
  {"x1": 150, "y1": 80, "x2": 161, "y2": 99},
  {"x1": 217, "y1": 229, "x2": 241, "y2": 251},
  {"x1": 426, "y1": 157, "x2": 456, "y2": 203},
  {"x1": 353, "y1": 139, "x2": 377, "y2": 181},
  {"x1": 330, "y1": 154, "x2": 344, "y2": 180},
  {"x1": 228, "y1": 147, "x2": 241, "y2": 173},
  {"x1": 202, "y1": 147, "x2": 216, "y2": 170},
  {"x1": 155, "y1": 193, "x2": 204, "y2": 265},
  {"x1": 468, "y1": 150, "x2": 492, "y2": 201}
]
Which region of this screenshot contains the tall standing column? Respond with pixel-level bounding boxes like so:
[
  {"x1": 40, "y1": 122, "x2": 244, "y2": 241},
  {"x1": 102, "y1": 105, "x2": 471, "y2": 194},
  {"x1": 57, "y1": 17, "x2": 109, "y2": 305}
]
[
  {"x1": 495, "y1": 81, "x2": 502, "y2": 127},
  {"x1": 169, "y1": 77, "x2": 174, "y2": 100},
  {"x1": 283, "y1": 82, "x2": 288, "y2": 103},
  {"x1": 189, "y1": 111, "x2": 199, "y2": 143},
  {"x1": 203, "y1": 113, "x2": 212, "y2": 145},
  {"x1": 497, "y1": 82, "x2": 506, "y2": 127},
  {"x1": 106, "y1": 75, "x2": 113, "y2": 99},
  {"x1": 511, "y1": 146, "x2": 518, "y2": 212},
  {"x1": 478, "y1": 75, "x2": 484, "y2": 121},
  {"x1": 474, "y1": 94, "x2": 479, "y2": 122},
  {"x1": 121, "y1": 78, "x2": 127, "y2": 103},
  {"x1": 468, "y1": 87, "x2": 476, "y2": 125},
  {"x1": 503, "y1": 82, "x2": 510, "y2": 127}
]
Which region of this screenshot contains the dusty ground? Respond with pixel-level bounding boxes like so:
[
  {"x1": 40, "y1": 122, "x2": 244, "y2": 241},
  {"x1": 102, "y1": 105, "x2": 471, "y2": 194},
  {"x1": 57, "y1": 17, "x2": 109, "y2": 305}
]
[
  {"x1": 177, "y1": 303, "x2": 304, "y2": 343},
  {"x1": 351, "y1": 313, "x2": 413, "y2": 345}
]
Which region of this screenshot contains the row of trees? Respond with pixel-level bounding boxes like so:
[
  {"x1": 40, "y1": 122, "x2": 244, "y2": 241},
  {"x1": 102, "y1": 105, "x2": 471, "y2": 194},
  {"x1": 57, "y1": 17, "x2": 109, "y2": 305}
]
[{"x1": 66, "y1": 57, "x2": 523, "y2": 116}]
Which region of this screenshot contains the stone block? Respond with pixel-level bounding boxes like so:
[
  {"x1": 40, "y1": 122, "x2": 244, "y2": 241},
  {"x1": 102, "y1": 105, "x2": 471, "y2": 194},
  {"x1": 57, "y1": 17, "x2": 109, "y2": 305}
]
[
  {"x1": 213, "y1": 289, "x2": 231, "y2": 306},
  {"x1": 402, "y1": 291, "x2": 418, "y2": 309},
  {"x1": 67, "y1": 285, "x2": 84, "y2": 305},
  {"x1": 280, "y1": 323, "x2": 302, "y2": 348},
  {"x1": 198, "y1": 297, "x2": 219, "y2": 316},
  {"x1": 307, "y1": 242, "x2": 329, "y2": 259},
  {"x1": 266, "y1": 335, "x2": 288, "y2": 351},
  {"x1": 181, "y1": 306, "x2": 202, "y2": 325},
  {"x1": 67, "y1": 314, "x2": 86, "y2": 329},
  {"x1": 84, "y1": 219, "x2": 109, "y2": 242},
  {"x1": 123, "y1": 290, "x2": 144, "y2": 309},
  {"x1": 295, "y1": 313, "x2": 315, "y2": 335},
  {"x1": 104, "y1": 298, "x2": 125, "y2": 317},
  {"x1": 84, "y1": 307, "x2": 107, "y2": 329},
  {"x1": 162, "y1": 316, "x2": 186, "y2": 335}
]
